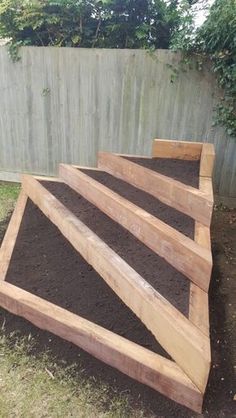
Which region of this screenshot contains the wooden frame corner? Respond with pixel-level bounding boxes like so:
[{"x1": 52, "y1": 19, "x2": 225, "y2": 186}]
[
  {"x1": 200, "y1": 143, "x2": 215, "y2": 178},
  {"x1": 0, "y1": 280, "x2": 203, "y2": 413},
  {"x1": 98, "y1": 151, "x2": 213, "y2": 227}
]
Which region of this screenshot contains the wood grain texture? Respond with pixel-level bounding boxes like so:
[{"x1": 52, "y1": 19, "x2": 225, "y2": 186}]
[
  {"x1": 98, "y1": 152, "x2": 213, "y2": 227},
  {"x1": 0, "y1": 280, "x2": 203, "y2": 412},
  {"x1": 199, "y1": 176, "x2": 214, "y2": 201},
  {"x1": 152, "y1": 139, "x2": 202, "y2": 160},
  {"x1": 200, "y1": 143, "x2": 215, "y2": 178},
  {"x1": 189, "y1": 176, "x2": 214, "y2": 337},
  {"x1": 22, "y1": 174, "x2": 210, "y2": 392},
  {"x1": 189, "y1": 139, "x2": 215, "y2": 336},
  {"x1": 59, "y1": 164, "x2": 212, "y2": 292},
  {"x1": 0, "y1": 191, "x2": 27, "y2": 281},
  {"x1": 189, "y1": 270, "x2": 209, "y2": 337},
  {"x1": 34, "y1": 175, "x2": 62, "y2": 182}
]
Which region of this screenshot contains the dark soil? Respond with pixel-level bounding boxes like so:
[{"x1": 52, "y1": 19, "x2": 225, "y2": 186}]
[
  {"x1": 1, "y1": 206, "x2": 235, "y2": 417},
  {"x1": 204, "y1": 208, "x2": 236, "y2": 417},
  {"x1": 40, "y1": 180, "x2": 190, "y2": 316},
  {"x1": 82, "y1": 168, "x2": 195, "y2": 239},
  {"x1": 124, "y1": 157, "x2": 200, "y2": 188},
  {"x1": 5, "y1": 199, "x2": 167, "y2": 357}
]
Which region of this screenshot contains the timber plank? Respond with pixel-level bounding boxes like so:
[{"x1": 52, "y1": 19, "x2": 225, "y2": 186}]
[
  {"x1": 72, "y1": 165, "x2": 102, "y2": 171},
  {"x1": 0, "y1": 191, "x2": 27, "y2": 281},
  {"x1": 152, "y1": 139, "x2": 202, "y2": 160},
  {"x1": 97, "y1": 152, "x2": 213, "y2": 227},
  {"x1": 189, "y1": 177, "x2": 213, "y2": 337},
  {"x1": 0, "y1": 281, "x2": 203, "y2": 412},
  {"x1": 34, "y1": 176, "x2": 62, "y2": 182},
  {"x1": 189, "y1": 277, "x2": 209, "y2": 337},
  {"x1": 22, "y1": 175, "x2": 210, "y2": 391},
  {"x1": 200, "y1": 143, "x2": 215, "y2": 178},
  {"x1": 59, "y1": 164, "x2": 212, "y2": 292}
]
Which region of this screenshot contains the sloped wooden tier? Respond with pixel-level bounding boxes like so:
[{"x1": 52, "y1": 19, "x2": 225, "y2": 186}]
[
  {"x1": 59, "y1": 164, "x2": 212, "y2": 292},
  {"x1": 0, "y1": 139, "x2": 215, "y2": 413},
  {"x1": 98, "y1": 151, "x2": 213, "y2": 227}
]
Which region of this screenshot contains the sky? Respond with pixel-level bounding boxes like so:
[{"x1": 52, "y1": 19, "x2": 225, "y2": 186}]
[{"x1": 192, "y1": 0, "x2": 215, "y2": 27}]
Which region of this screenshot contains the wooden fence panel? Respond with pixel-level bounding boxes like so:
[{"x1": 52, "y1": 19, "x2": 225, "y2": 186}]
[{"x1": 0, "y1": 47, "x2": 235, "y2": 204}]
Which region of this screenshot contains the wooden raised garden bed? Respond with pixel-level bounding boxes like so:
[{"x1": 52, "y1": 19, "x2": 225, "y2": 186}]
[{"x1": 0, "y1": 139, "x2": 215, "y2": 413}]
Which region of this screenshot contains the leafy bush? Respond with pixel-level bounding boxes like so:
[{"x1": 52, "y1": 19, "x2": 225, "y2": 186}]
[
  {"x1": 0, "y1": 0, "x2": 183, "y2": 50},
  {"x1": 171, "y1": 0, "x2": 236, "y2": 137},
  {"x1": 196, "y1": 0, "x2": 236, "y2": 136}
]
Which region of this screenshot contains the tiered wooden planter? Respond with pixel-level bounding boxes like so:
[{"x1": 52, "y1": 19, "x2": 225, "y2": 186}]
[{"x1": 0, "y1": 139, "x2": 215, "y2": 413}]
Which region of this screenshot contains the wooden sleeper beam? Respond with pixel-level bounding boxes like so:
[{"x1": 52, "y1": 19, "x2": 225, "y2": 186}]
[
  {"x1": 97, "y1": 152, "x2": 213, "y2": 227},
  {"x1": 200, "y1": 143, "x2": 215, "y2": 178},
  {"x1": 59, "y1": 164, "x2": 212, "y2": 292},
  {"x1": 0, "y1": 280, "x2": 203, "y2": 412},
  {"x1": 34, "y1": 175, "x2": 62, "y2": 182},
  {"x1": 150, "y1": 139, "x2": 214, "y2": 338},
  {"x1": 189, "y1": 213, "x2": 210, "y2": 337},
  {"x1": 189, "y1": 178, "x2": 214, "y2": 337},
  {"x1": 22, "y1": 175, "x2": 210, "y2": 392},
  {"x1": 0, "y1": 190, "x2": 27, "y2": 281},
  {"x1": 152, "y1": 139, "x2": 203, "y2": 160}
]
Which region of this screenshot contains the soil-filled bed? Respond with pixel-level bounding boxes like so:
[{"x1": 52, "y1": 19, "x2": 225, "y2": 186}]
[
  {"x1": 124, "y1": 157, "x2": 200, "y2": 188},
  {"x1": 3, "y1": 158, "x2": 199, "y2": 412},
  {"x1": 81, "y1": 169, "x2": 195, "y2": 238},
  {"x1": 5, "y1": 199, "x2": 168, "y2": 358},
  {"x1": 41, "y1": 180, "x2": 190, "y2": 316},
  {"x1": 2, "y1": 204, "x2": 236, "y2": 418}
]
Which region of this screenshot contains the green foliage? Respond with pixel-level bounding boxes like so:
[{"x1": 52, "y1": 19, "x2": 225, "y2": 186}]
[
  {"x1": 0, "y1": 0, "x2": 186, "y2": 50},
  {"x1": 171, "y1": 0, "x2": 236, "y2": 137},
  {"x1": 0, "y1": 181, "x2": 20, "y2": 221},
  {"x1": 0, "y1": 330, "x2": 147, "y2": 417},
  {"x1": 195, "y1": 0, "x2": 236, "y2": 136}
]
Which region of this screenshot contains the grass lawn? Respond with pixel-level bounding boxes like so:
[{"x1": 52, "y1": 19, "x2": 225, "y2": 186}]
[
  {"x1": 0, "y1": 334, "x2": 139, "y2": 418},
  {"x1": 0, "y1": 182, "x2": 20, "y2": 222},
  {"x1": 0, "y1": 182, "x2": 148, "y2": 418}
]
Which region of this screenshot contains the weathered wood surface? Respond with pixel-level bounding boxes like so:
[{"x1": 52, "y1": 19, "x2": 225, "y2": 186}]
[
  {"x1": 189, "y1": 221, "x2": 211, "y2": 336},
  {"x1": 98, "y1": 152, "x2": 213, "y2": 227},
  {"x1": 189, "y1": 141, "x2": 214, "y2": 337},
  {"x1": 152, "y1": 139, "x2": 202, "y2": 160},
  {"x1": 0, "y1": 191, "x2": 27, "y2": 281},
  {"x1": 34, "y1": 175, "x2": 62, "y2": 182},
  {"x1": 0, "y1": 281, "x2": 203, "y2": 412},
  {"x1": 200, "y1": 143, "x2": 215, "y2": 178},
  {"x1": 189, "y1": 176, "x2": 213, "y2": 337},
  {"x1": 150, "y1": 139, "x2": 213, "y2": 337},
  {"x1": 60, "y1": 164, "x2": 212, "y2": 291},
  {"x1": 22, "y1": 174, "x2": 210, "y2": 391},
  {"x1": 0, "y1": 47, "x2": 235, "y2": 203}
]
